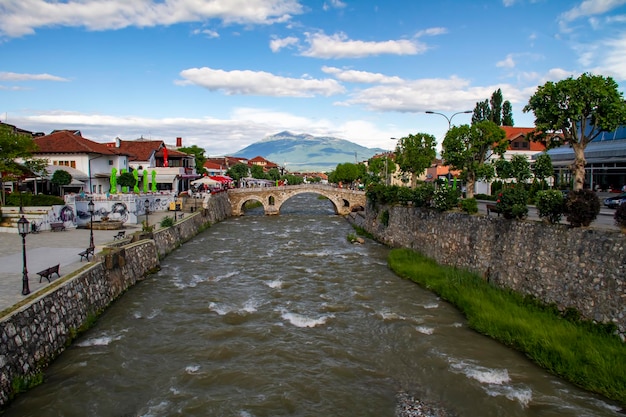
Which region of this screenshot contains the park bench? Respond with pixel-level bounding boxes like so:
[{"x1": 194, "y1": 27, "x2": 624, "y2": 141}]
[
  {"x1": 486, "y1": 203, "x2": 501, "y2": 216},
  {"x1": 78, "y1": 247, "x2": 95, "y2": 262},
  {"x1": 36, "y1": 264, "x2": 60, "y2": 283},
  {"x1": 50, "y1": 222, "x2": 66, "y2": 232},
  {"x1": 113, "y1": 231, "x2": 126, "y2": 240}
]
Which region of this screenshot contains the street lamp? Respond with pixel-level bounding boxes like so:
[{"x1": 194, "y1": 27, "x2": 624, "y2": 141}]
[
  {"x1": 87, "y1": 199, "x2": 95, "y2": 249},
  {"x1": 174, "y1": 200, "x2": 178, "y2": 223},
  {"x1": 144, "y1": 199, "x2": 150, "y2": 227},
  {"x1": 425, "y1": 110, "x2": 473, "y2": 130},
  {"x1": 17, "y1": 215, "x2": 30, "y2": 295}
]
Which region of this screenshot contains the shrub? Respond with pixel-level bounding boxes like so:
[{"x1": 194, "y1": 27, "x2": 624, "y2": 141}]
[
  {"x1": 160, "y1": 216, "x2": 174, "y2": 228},
  {"x1": 5, "y1": 193, "x2": 65, "y2": 207},
  {"x1": 432, "y1": 183, "x2": 460, "y2": 212},
  {"x1": 614, "y1": 202, "x2": 626, "y2": 229},
  {"x1": 412, "y1": 183, "x2": 435, "y2": 207},
  {"x1": 474, "y1": 193, "x2": 496, "y2": 201},
  {"x1": 380, "y1": 209, "x2": 389, "y2": 226},
  {"x1": 536, "y1": 190, "x2": 565, "y2": 224},
  {"x1": 496, "y1": 185, "x2": 528, "y2": 220},
  {"x1": 564, "y1": 189, "x2": 600, "y2": 227},
  {"x1": 460, "y1": 197, "x2": 478, "y2": 214},
  {"x1": 396, "y1": 186, "x2": 414, "y2": 206}
]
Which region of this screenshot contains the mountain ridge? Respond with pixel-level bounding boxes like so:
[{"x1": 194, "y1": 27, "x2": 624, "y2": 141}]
[{"x1": 233, "y1": 131, "x2": 385, "y2": 172}]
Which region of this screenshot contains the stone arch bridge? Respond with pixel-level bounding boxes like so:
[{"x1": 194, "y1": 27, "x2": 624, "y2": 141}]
[{"x1": 227, "y1": 184, "x2": 366, "y2": 216}]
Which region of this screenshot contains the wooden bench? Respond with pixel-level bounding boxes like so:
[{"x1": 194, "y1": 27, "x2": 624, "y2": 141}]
[
  {"x1": 113, "y1": 231, "x2": 126, "y2": 240},
  {"x1": 78, "y1": 247, "x2": 95, "y2": 262},
  {"x1": 36, "y1": 264, "x2": 60, "y2": 283},
  {"x1": 50, "y1": 222, "x2": 66, "y2": 232},
  {"x1": 486, "y1": 203, "x2": 501, "y2": 216}
]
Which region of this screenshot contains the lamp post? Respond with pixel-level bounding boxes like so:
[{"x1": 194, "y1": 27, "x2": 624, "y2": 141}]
[
  {"x1": 144, "y1": 199, "x2": 150, "y2": 227},
  {"x1": 174, "y1": 200, "x2": 178, "y2": 223},
  {"x1": 17, "y1": 215, "x2": 30, "y2": 295},
  {"x1": 425, "y1": 110, "x2": 473, "y2": 130},
  {"x1": 88, "y1": 199, "x2": 95, "y2": 249}
]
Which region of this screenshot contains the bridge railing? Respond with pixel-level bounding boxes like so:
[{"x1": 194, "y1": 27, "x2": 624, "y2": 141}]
[{"x1": 228, "y1": 183, "x2": 364, "y2": 195}]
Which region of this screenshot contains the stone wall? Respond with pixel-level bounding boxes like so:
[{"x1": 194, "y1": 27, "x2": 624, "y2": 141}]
[
  {"x1": 0, "y1": 192, "x2": 231, "y2": 408},
  {"x1": 348, "y1": 205, "x2": 626, "y2": 335}
]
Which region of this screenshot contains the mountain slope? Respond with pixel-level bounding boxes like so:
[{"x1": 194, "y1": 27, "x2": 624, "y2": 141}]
[{"x1": 233, "y1": 131, "x2": 386, "y2": 172}]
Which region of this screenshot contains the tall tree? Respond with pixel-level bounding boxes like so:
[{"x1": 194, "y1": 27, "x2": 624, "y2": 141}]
[
  {"x1": 490, "y1": 89, "x2": 503, "y2": 126},
  {"x1": 178, "y1": 145, "x2": 207, "y2": 176},
  {"x1": 394, "y1": 133, "x2": 436, "y2": 188},
  {"x1": 502, "y1": 101, "x2": 514, "y2": 126},
  {"x1": 226, "y1": 163, "x2": 249, "y2": 183},
  {"x1": 367, "y1": 154, "x2": 396, "y2": 184},
  {"x1": 523, "y1": 73, "x2": 626, "y2": 191},
  {"x1": 51, "y1": 169, "x2": 72, "y2": 196},
  {"x1": 472, "y1": 88, "x2": 514, "y2": 126},
  {"x1": 532, "y1": 153, "x2": 554, "y2": 189},
  {"x1": 442, "y1": 120, "x2": 508, "y2": 198}
]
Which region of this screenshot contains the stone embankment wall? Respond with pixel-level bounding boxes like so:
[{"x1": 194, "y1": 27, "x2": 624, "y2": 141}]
[
  {"x1": 348, "y1": 205, "x2": 626, "y2": 336},
  {"x1": 0, "y1": 193, "x2": 231, "y2": 408}
]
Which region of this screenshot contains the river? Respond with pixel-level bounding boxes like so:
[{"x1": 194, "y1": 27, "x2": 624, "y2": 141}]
[{"x1": 4, "y1": 193, "x2": 622, "y2": 416}]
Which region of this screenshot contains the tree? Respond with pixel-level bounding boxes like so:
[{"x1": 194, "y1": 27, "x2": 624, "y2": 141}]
[
  {"x1": 523, "y1": 73, "x2": 626, "y2": 191},
  {"x1": 329, "y1": 162, "x2": 360, "y2": 185},
  {"x1": 367, "y1": 154, "x2": 396, "y2": 184},
  {"x1": 250, "y1": 164, "x2": 267, "y2": 179},
  {"x1": 179, "y1": 145, "x2": 207, "y2": 176},
  {"x1": 532, "y1": 153, "x2": 554, "y2": 189},
  {"x1": 267, "y1": 167, "x2": 281, "y2": 181},
  {"x1": 472, "y1": 88, "x2": 514, "y2": 126},
  {"x1": 394, "y1": 133, "x2": 436, "y2": 188},
  {"x1": 226, "y1": 163, "x2": 249, "y2": 182},
  {"x1": 442, "y1": 120, "x2": 508, "y2": 198},
  {"x1": 117, "y1": 172, "x2": 137, "y2": 190},
  {"x1": 0, "y1": 124, "x2": 42, "y2": 204},
  {"x1": 510, "y1": 154, "x2": 532, "y2": 184},
  {"x1": 51, "y1": 169, "x2": 72, "y2": 196}
]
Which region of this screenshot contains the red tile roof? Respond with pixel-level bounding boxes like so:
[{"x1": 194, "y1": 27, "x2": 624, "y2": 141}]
[
  {"x1": 111, "y1": 139, "x2": 164, "y2": 161},
  {"x1": 34, "y1": 131, "x2": 124, "y2": 155},
  {"x1": 501, "y1": 126, "x2": 546, "y2": 151}
]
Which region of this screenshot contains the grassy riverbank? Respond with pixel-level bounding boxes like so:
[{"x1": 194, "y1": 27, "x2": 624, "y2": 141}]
[{"x1": 388, "y1": 248, "x2": 626, "y2": 406}]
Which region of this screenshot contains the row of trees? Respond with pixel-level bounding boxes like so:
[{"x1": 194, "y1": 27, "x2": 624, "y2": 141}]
[{"x1": 329, "y1": 73, "x2": 626, "y2": 198}]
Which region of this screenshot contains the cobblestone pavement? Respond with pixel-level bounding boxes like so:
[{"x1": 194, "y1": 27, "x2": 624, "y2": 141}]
[{"x1": 0, "y1": 211, "x2": 173, "y2": 314}]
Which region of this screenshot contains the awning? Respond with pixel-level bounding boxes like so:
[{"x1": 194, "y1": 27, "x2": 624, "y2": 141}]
[
  {"x1": 154, "y1": 174, "x2": 177, "y2": 183},
  {"x1": 192, "y1": 177, "x2": 221, "y2": 186}
]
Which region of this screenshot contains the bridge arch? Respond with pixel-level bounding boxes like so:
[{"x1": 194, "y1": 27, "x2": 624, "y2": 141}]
[{"x1": 227, "y1": 184, "x2": 366, "y2": 216}]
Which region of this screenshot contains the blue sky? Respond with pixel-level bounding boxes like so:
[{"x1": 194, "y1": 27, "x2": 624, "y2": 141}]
[{"x1": 1, "y1": 0, "x2": 625, "y2": 158}]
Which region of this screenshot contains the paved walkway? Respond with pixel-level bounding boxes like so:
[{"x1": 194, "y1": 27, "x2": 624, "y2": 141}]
[{"x1": 0, "y1": 211, "x2": 173, "y2": 314}]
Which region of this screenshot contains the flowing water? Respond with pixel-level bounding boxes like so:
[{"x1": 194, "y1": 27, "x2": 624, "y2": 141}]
[{"x1": 4, "y1": 194, "x2": 623, "y2": 417}]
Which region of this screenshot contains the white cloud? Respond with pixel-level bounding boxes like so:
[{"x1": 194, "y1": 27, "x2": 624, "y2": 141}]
[
  {"x1": 322, "y1": 66, "x2": 403, "y2": 84},
  {"x1": 192, "y1": 28, "x2": 219, "y2": 38},
  {"x1": 176, "y1": 67, "x2": 345, "y2": 97},
  {"x1": 323, "y1": 0, "x2": 347, "y2": 11},
  {"x1": 590, "y1": 32, "x2": 626, "y2": 80},
  {"x1": 0, "y1": 72, "x2": 69, "y2": 82},
  {"x1": 301, "y1": 32, "x2": 426, "y2": 59},
  {"x1": 558, "y1": 0, "x2": 626, "y2": 31},
  {"x1": 415, "y1": 27, "x2": 447, "y2": 37},
  {"x1": 496, "y1": 54, "x2": 516, "y2": 69},
  {"x1": 0, "y1": 0, "x2": 304, "y2": 37},
  {"x1": 270, "y1": 36, "x2": 299, "y2": 52}
]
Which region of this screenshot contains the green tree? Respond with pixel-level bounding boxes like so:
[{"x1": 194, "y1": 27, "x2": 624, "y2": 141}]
[
  {"x1": 472, "y1": 88, "x2": 514, "y2": 126},
  {"x1": 394, "y1": 133, "x2": 436, "y2": 188},
  {"x1": 532, "y1": 153, "x2": 554, "y2": 189},
  {"x1": 51, "y1": 169, "x2": 72, "y2": 196},
  {"x1": 0, "y1": 124, "x2": 43, "y2": 204},
  {"x1": 329, "y1": 162, "x2": 360, "y2": 186},
  {"x1": 281, "y1": 174, "x2": 304, "y2": 185},
  {"x1": 226, "y1": 163, "x2": 249, "y2": 182},
  {"x1": 250, "y1": 164, "x2": 267, "y2": 179},
  {"x1": 442, "y1": 120, "x2": 508, "y2": 199},
  {"x1": 179, "y1": 145, "x2": 207, "y2": 176},
  {"x1": 117, "y1": 171, "x2": 137, "y2": 190},
  {"x1": 523, "y1": 73, "x2": 626, "y2": 191},
  {"x1": 510, "y1": 154, "x2": 532, "y2": 184},
  {"x1": 267, "y1": 167, "x2": 281, "y2": 181},
  {"x1": 367, "y1": 154, "x2": 396, "y2": 184}
]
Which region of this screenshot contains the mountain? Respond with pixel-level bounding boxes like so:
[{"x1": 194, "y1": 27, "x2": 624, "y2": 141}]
[{"x1": 232, "y1": 131, "x2": 386, "y2": 172}]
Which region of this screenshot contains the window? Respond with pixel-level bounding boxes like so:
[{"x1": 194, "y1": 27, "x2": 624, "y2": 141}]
[
  {"x1": 109, "y1": 160, "x2": 113, "y2": 165},
  {"x1": 54, "y1": 160, "x2": 76, "y2": 168}
]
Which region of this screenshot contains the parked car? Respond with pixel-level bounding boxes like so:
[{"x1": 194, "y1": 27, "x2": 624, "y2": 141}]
[{"x1": 603, "y1": 193, "x2": 626, "y2": 208}]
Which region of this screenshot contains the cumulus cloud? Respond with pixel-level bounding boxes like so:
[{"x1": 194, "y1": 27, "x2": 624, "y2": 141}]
[
  {"x1": 0, "y1": 72, "x2": 69, "y2": 82},
  {"x1": 321, "y1": 66, "x2": 403, "y2": 84},
  {"x1": 496, "y1": 54, "x2": 516, "y2": 69},
  {"x1": 270, "y1": 36, "x2": 299, "y2": 52},
  {"x1": 0, "y1": 0, "x2": 304, "y2": 37},
  {"x1": 176, "y1": 67, "x2": 345, "y2": 97},
  {"x1": 301, "y1": 32, "x2": 426, "y2": 59},
  {"x1": 558, "y1": 0, "x2": 626, "y2": 32},
  {"x1": 589, "y1": 32, "x2": 626, "y2": 80}
]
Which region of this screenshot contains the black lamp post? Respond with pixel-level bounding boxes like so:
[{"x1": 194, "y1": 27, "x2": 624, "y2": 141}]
[
  {"x1": 174, "y1": 200, "x2": 178, "y2": 223},
  {"x1": 144, "y1": 199, "x2": 150, "y2": 227},
  {"x1": 425, "y1": 110, "x2": 473, "y2": 130},
  {"x1": 17, "y1": 215, "x2": 30, "y2": 295},
  {"x1": 88, "y1": 199, "x2": 95, "y2": 249}
]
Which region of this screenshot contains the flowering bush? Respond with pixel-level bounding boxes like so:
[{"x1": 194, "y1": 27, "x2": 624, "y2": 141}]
[
  {"x1": 536, "y1": 190, "x2": 565, "y2": 224},
  {"x1": 564, "y1": 189, "x2": 600, "y2": 227},
  {"x1": 432, "y1": 183, "x2": 461, "y2": 212},
  {"x1": 495, "y1": 185, "x2": 528, "y2": 220}
]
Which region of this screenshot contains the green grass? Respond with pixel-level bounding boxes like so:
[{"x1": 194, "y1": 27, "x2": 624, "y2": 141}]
[{"x1": 388, "y1": 248, "x2": 626, "y2": 405}]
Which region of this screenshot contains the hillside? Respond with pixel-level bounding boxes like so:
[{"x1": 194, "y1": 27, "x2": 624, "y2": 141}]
[{"x1": 232, "y1": 131, "x2": 386, "y2": 172}]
